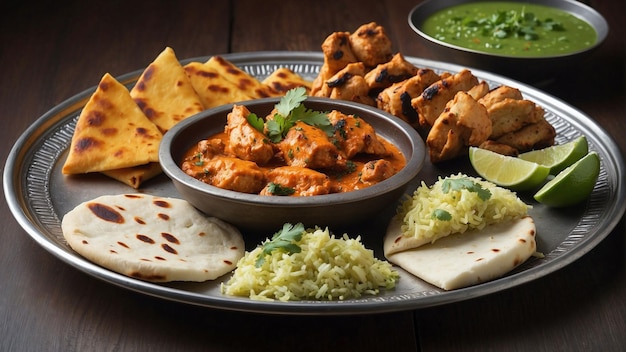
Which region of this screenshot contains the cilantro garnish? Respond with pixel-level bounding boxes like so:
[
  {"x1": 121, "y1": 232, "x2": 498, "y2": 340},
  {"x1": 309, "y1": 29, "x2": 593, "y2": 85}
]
[
  {"x1": 266, "y1": 182, "x2": 296, "y2": 196},
  {"x1": 246, "y1": 112, "x2": 265, "y2": 133},
  {"x1": 441, "y1": 177, "x2": 492, "y2": 201},
  {"x1": 345, "y1": 160, "x2": 357, "y2": 173},
  {"x1": 244, "y1": 87, "x2": 337, "y2": 143},
  {"x1": 275, "y1": 86, "x2": 308, "y2": 116},
  {"x1": 255, "y1": 223, "x2": 305, "y2": 267},
  {"x1": 265, "y1": 87, "x2": 333, "y2": 143},
  {"x1": 429, "y1": 177, "x2": 491, "y2": 221},
  {"x1": 452, "y1": 7, "x2": 563, "y2": 42},
  {"x1": 193, "y1": 153, "x2": 204, "y2": 166},
  {"x1": 432, "y1": 209, "x2": 452, "y2": 221},
  {"x1": 335, "y1": 160, "x2": 357, "y2": 180}
]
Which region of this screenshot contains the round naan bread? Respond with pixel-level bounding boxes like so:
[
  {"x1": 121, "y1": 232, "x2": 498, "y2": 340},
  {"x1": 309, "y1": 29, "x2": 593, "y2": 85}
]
[
  {"x1": 385, "y1": 216, "x2": 537, "y2": 290},
  {"x1": 61, "y1": 194, "x2": 245, "y2": 282}
]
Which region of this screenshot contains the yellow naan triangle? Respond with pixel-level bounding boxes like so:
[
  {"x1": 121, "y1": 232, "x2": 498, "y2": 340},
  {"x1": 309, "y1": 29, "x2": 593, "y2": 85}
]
[
  {"x1": 184, "y1": 61, "x2": 256, "y2": 109},
  {"x1": 101, "y1": 162, "x2": 163, "y2": 189},
  {"x1": 62, "y1": 73, "x2": 163, "y2": 174},
  {"x1": 262, "y1": 67, "x2": 312, "y2": 95},
  {"x1": 203, "y1": 55, "x2": 275, "y2": 99},
  {"x1": 130, "y1": 47, "x2": 204, "y2": 133}
]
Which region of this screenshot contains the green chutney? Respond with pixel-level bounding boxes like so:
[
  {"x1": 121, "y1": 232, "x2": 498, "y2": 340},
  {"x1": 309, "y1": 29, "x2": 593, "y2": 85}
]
[{"x1": 421, "y1": 2, "x2": 597, "y2": 57}]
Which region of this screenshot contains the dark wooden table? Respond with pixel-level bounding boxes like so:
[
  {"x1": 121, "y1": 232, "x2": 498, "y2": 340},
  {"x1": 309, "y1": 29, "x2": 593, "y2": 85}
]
[{"x1": 2, "y1": 1, "x2": 624, "y2": 351}]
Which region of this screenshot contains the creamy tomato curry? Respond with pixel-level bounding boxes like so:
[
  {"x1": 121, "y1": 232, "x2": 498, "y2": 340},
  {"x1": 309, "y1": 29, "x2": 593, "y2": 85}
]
[{"x1": 181, "y1": 104, "x2": 405, "y2": 196}]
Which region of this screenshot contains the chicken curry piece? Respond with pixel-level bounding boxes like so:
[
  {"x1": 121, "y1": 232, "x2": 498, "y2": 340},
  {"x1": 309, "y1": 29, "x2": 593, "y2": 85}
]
[{"x1": 181, "y1": 104, "x2": 405, "y2": 196}]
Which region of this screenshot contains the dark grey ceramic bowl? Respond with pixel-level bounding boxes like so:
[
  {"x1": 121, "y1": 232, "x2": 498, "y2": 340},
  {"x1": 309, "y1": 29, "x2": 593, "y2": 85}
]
[
  {"x1": 409, "y1": 0, "x2": 608, "y2": 83},
  {"x1": 159, "y1": 97, "x2": 425, "y2": 234}
]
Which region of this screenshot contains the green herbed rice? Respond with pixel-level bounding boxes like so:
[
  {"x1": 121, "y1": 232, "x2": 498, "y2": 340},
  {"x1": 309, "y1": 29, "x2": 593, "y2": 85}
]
[
  {"x1": 399, "y1": 173, "x2": 530, "y2": 243},
  {"x1": 221, "y1": 227, "x2": 399, "y2": 301}
]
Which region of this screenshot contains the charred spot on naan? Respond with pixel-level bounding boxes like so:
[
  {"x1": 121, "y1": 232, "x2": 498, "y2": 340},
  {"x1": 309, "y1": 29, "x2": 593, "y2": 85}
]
[
  {"x1": 87, "y1": 202, "x2": 125, "y2": 223},
  {"x1": 73, "y1": 137, "x2": 102, "y2": 153}
]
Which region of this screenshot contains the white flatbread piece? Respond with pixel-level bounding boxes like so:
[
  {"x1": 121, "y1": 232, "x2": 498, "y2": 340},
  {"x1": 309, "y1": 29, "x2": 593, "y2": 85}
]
[
  {"x1": 386, "y1": 216, "x2": 536, "y2": 290},
  {"x1": 61, "y1": 194, "x2": 245, "y2": 282}
]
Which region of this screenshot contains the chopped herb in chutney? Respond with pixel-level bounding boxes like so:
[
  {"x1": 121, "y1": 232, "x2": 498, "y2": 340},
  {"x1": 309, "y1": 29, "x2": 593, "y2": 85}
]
[{"x1": 421, "y1": 2, "x2": 597, "y2": 57}]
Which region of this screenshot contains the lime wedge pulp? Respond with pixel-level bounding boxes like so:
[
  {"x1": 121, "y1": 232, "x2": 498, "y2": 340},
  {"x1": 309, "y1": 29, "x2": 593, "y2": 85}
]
[
  {"x1": 518, "y1": 136, "x2": 588, "y2": 175},
  {"x1": 469, "y1": 147, "x2": 550, "y2": 191},
  {"x1": 533, "y1": 152, "x2": 600, "y2": 207}
]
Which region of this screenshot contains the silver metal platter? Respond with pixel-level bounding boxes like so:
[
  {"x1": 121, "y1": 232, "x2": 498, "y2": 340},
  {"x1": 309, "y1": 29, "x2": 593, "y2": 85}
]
[{"x1": 4, "y1": 51, "x2": 625, "y2": 315}]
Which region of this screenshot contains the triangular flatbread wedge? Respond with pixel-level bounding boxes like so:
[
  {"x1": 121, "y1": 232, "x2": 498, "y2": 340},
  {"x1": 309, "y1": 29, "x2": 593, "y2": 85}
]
[
  {"x1": 262, "y1": 67, "x2": 312, "y2": 95},
  {"x1": 62, "y1": 73, "x2": 163, "y2": 174},
  {"x1": 61, "y1": 194, "x2": 245, "y2": 282},
  {"x1": 184, "y1": 61, "x2": 256, "y2": 109},
  {"x1": 386, "y1": 216, "x2": 536, "y2": 290},
  {"x1": 203, "y1": 55, "x2": 275, "y2": 98},
  {"x1": 130, "y1": 47, "x2": 205, "y2": 133},
  {"x1": 100, "y1": 162, "x2": 162, "y2": 189}
]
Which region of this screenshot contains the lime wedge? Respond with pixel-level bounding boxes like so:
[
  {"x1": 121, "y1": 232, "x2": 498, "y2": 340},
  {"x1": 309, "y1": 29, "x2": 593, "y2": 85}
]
[
  {"x1": 519, "y1": 136, "x2": 588, "y2": 175},
  {"x1": 469, "y1": 147, "x2": 550, "y2": 191},
  {"x1": 533, "y1": 152, "x2": 600, "y2": 207}
]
